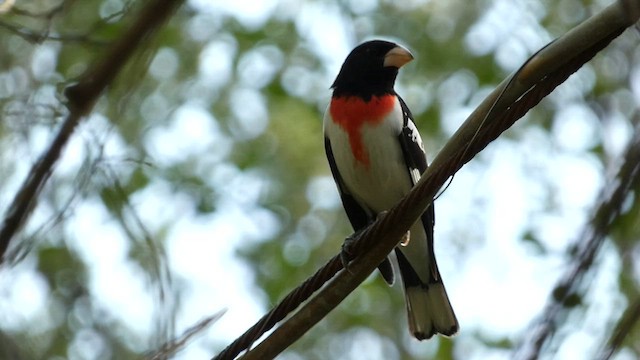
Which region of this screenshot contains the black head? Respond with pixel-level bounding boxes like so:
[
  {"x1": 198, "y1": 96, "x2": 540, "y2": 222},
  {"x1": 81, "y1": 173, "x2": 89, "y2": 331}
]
[{"x1": 331, "y1": 40, "x2": 413, "y2": 99}]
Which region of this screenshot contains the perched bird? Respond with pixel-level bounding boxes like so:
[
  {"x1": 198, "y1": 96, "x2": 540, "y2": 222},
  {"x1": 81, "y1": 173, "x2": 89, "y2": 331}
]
[{"x1": 323, "y1": 40, "x2": 458, "y2": 339}]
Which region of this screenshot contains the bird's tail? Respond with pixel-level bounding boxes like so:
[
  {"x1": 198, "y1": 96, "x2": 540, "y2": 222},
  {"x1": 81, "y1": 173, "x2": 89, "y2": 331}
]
[
  {"x1": 404, "y1": 281, "x2": 458, "y2": 340},
  {"x1": 396, "y1": 250, "x2": 458, "y2": 340}
]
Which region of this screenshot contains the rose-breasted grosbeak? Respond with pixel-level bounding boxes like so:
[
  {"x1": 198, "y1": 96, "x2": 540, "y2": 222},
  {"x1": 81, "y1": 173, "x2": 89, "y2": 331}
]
[{"x1": 323, "y1": 40, "x2": 458, "y2": 340}]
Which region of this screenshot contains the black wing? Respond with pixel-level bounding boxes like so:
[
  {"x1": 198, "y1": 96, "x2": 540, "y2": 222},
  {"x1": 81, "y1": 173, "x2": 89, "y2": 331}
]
[
  {"x1": 396, "y1": 95, "x2": 439, "y2": 283},
  {"x1": 397, "y1": 95, "x2": 428, "y2": 175},
  {"x1": 325, "y1": 137, "x2": 395, "y2": 284}
]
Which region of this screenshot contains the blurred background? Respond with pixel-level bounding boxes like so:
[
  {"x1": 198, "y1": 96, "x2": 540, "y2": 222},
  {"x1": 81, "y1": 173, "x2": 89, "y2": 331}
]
[{"x1": 0, "y1": 0, "x2": 639, "y2": 359}]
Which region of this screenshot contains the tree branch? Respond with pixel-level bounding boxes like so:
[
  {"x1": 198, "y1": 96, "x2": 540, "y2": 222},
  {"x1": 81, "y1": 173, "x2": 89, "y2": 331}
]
[
  {"x1": 598, "y1": 296, "x2": 640, "y2": 359},
  {"x1": 146, "y1": 310, "x2": 226, "y2": 360},
  {"x1": 214, "y1": 1, "x2": 639, "y2": 359},
  {"x1": 0, "y1": 0, "x2": 185, "y2": 263},
  {"x1": 514, "y1": 118, "x2": 640, "y2": 360}
]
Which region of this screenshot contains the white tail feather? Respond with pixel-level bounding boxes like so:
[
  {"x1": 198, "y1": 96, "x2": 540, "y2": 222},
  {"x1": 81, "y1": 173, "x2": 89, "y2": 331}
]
[{"x1": 405, "y1": 283, "x2": 458, "y2": 340}]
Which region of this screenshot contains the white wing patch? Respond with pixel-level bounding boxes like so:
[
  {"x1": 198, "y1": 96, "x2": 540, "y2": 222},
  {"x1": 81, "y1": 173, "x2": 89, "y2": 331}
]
[
  {"x1": 404, "y1": 114, "x2": 425, "y2": 185},
  {"x1": 405, "y1": 118, "x2": 425, "y2": 153},
  {"x1": 410, "y1": 168, "x2": 422, "y2": 185}
]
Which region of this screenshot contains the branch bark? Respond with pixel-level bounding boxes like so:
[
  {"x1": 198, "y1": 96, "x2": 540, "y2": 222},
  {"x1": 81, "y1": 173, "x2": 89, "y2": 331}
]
[{"x1": 0, "y1": 0, "x2": 185, "y2": 263}]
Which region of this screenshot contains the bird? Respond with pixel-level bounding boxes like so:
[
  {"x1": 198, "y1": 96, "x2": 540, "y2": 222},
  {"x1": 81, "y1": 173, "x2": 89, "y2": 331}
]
[{"x1": 323, "y1": 40, "x2": 459, "y2": 340}]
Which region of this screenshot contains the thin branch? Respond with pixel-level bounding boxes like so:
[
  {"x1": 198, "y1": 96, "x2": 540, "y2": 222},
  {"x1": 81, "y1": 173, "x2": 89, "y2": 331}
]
[
  {"x1": 0, "y1": 0, "x2": 185, "y2": 263},
  {"x1": 214, "y1": 2, "x2": 638, "y2": 359},
  {"x1": 0, "y1": 20, "x2": 108, "y2": 45},
  {"x1": 146, "y1": 310, "x2": 227, "y2": 360},
  {"x1": 598, "y1": 296, "x2": 640, "y2": 359},
  {"x1": 7, "y1": 0, "x2": 66, "y2": 19},
  {"x1": 0, "y1": 0, "x2": 110, "y2": 45},
  {"x1": 101, "y1": 163, "x2": 177, "y2": 348},
  {"x1": 6, "y1": 149, "x2": 104, "y2": 263},
  {"x1": 514, "y1": 118, "x2": 640, "y2": 360}
]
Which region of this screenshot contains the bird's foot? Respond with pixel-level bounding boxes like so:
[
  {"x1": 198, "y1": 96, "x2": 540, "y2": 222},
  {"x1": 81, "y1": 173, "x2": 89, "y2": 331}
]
[
  {"x1": 340, "y1": 228, "x2": 362, "y2": 273},
  {"x1": 341, "y1": 211, "x2": 389, "y2": 272}
]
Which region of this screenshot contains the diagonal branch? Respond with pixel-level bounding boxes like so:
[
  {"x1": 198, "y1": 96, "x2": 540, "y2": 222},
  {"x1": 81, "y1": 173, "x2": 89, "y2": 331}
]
[
  {"x1": 514, "y1": 118, "x2": 640, "y2": 360},
  {"x1": 0, "y1": 0, "x2": 185, "y2": 263},
  {"x1": 214, "y1": 1, "x2": 639, "y2": 359},
  {"x1": 146, "y1": 310, "x2": 227, "y2": 360},
  {"x1": 598, "y1": 296, "x2": 640, "y2": 360}
]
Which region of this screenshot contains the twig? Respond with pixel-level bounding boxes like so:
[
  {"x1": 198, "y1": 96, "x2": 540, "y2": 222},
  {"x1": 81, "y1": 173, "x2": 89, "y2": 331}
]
[
  {"x1": 0, "y1": 20, "x2": 107, "y2": 45},
  {"x1": 0, "y1": 0, "x2": 185, "y2": 263},
  {"x1": 101, "y1": 163, "x2": 177, "y2": 346},
  {"x1": 598, "y1": 296, "x2": 640, "y2": 360},
  {"x1": 147, "y1": 311, "x2": 226, "y2": 360}
]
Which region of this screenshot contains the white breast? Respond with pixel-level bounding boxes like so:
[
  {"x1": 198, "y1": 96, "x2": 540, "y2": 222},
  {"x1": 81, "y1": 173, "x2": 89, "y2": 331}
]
[{"x1": 324, "y1": 100, "x2": 414, "y2": 215}]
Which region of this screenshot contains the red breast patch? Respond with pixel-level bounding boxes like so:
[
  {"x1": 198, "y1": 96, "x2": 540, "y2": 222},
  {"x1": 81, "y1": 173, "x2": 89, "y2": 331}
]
[{"x1": 329, "y1": 95, "x2": 396, "y2": 167}]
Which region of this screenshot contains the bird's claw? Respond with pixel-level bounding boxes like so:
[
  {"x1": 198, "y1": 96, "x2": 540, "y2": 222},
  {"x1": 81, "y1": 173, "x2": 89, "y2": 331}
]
[
  {"x1": 340, "y1": 211, "x2": 389, "y2": 272},
  {"x1": 340, "y1": 228, "x2": 362, "y2": 273}
]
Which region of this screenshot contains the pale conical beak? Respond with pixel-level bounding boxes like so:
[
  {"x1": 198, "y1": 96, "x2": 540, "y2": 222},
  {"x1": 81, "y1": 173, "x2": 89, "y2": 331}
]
[{"x1": 383, "y1": 45, "x2": 414, "y2": 68}]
